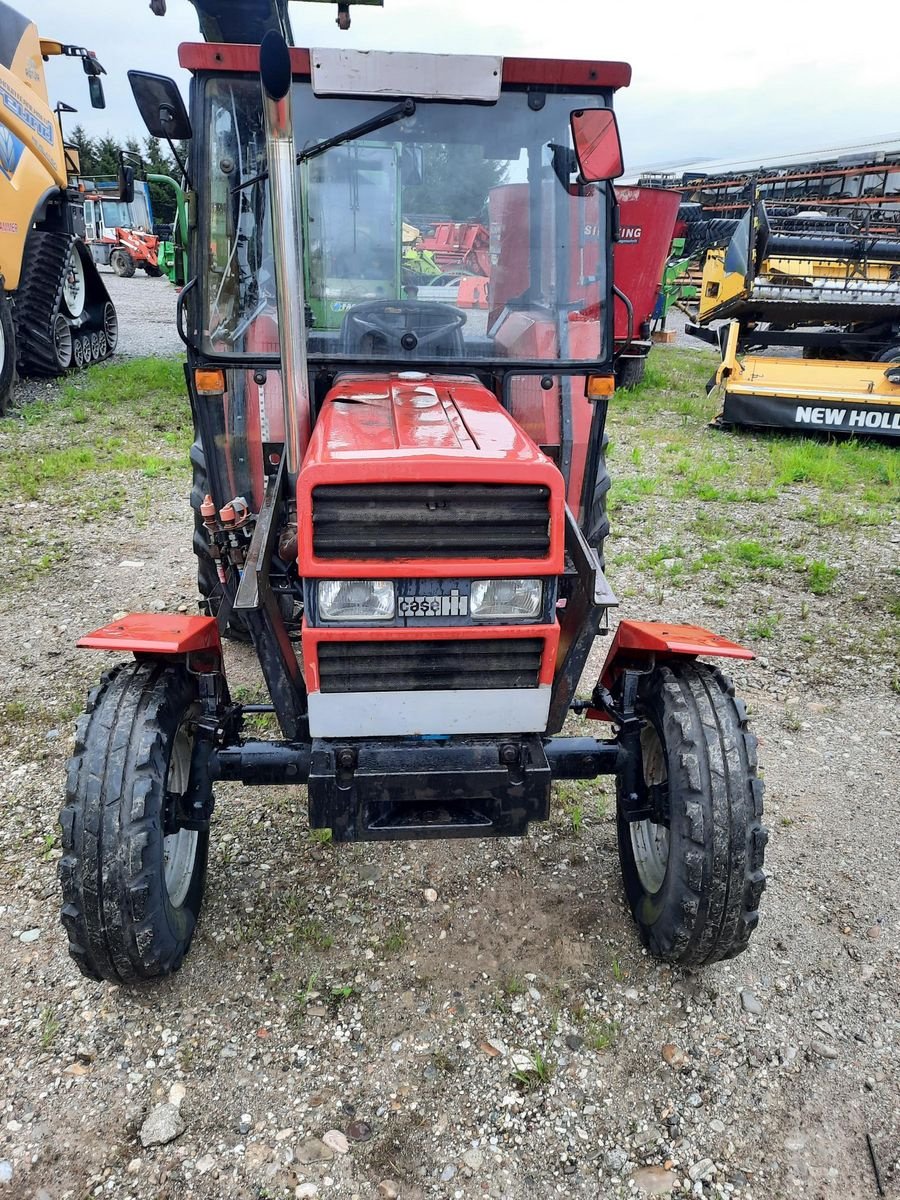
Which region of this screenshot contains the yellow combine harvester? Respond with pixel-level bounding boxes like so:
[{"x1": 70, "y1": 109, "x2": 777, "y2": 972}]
[
  {"x1": 0, "y1": 2, "x2": 118, "y2": 412},
  {"x1": 689, "y1": 200, "x2": 900, "y2": 441}
]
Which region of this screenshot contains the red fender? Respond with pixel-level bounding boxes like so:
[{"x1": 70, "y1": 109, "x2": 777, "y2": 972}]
[
  {"x1": 77, "y1": 613, "x2": 220, "y2": 656},
  {"x1": 590, "y1": 619, "x2": 754, "y2": 719}
]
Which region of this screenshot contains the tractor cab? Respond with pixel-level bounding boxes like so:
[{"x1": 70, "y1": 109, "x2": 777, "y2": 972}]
[{"x1": 179, "y1": 45, "x2": 628, "y2": 528}]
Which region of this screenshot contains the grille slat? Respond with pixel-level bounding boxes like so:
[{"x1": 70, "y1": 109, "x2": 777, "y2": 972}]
[
  {"x1": 317, "y1": 637, "x2": 543, "y2": 693},
  {"x1": 312, "y1": 483, "x2": 551, "y2": 560}
]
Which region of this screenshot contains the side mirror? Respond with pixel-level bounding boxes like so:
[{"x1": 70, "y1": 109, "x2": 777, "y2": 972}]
[
  {"x1": 570, "y1": 108, "x2": 624, "y2": 182},
  {"x1": 118, "y1": 162, "x2": 135, "y2": 204},
  {"x1": 128, "y1": 70, "x2": 192, "y2": 140},
  {"x1": 88, "y1": 76, "x2": 105, "y2": 110}
]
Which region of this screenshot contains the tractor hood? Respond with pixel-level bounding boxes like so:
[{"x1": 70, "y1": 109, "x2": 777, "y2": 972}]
[{"x1": 296, "y1": 371, "x2": 566, "y2": 577}]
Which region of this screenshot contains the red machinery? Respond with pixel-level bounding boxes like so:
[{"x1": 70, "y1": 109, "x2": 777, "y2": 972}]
[
  {"x1": 612, "y1": 186, "x2": 682, "y2": 384},
  {"x1": 59, "y1": 24, "x2": 766, "y2": 988},
  {"x1": 489, "y1": 183, "x2": 680, "y2": 388},
  {"x1": 417, "y1": 221, "x2": 492, "y2": 277}
]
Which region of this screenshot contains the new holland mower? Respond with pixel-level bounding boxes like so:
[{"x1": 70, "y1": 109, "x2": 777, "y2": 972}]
[{"x1": 58, "y1": 0, "x2": 766, "y2": 984}]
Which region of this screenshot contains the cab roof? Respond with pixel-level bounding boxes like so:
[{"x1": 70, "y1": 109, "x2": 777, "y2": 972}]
[{"x1": 177, "y1": 43, "x2": 631, "y2": 93}]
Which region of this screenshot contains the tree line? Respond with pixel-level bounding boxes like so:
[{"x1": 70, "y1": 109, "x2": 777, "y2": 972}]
[{"x1": 67, "y1": 126, "x2": 186, "y2": 226}]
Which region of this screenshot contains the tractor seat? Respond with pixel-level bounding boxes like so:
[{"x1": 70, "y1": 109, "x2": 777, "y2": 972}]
[{"x1": 337, "y1": 300, "x2": 466, "y2": 359}]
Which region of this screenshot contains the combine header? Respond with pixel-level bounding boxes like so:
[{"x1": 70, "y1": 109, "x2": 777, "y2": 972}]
[
  {"x1": 57, "y1": 0, "x2": 766, "y2": 986},
  {"x1": 690, "y1": 200, "x2": 900, "y2": 439}
]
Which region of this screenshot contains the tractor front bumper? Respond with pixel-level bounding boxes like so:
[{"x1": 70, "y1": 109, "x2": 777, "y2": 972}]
[{"x1": 209, "y1": 734, "x2": 623, "y2": 842}]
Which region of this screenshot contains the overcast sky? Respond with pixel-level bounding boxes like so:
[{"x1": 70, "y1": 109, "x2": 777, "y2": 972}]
[{"x1": 25, "y1": 0, "x2": 900, "y2": 171}]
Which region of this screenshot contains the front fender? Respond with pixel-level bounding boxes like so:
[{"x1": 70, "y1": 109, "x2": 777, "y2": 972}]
[{"x1": 599, "y1": 619, "x2": 753, "y2": 693}]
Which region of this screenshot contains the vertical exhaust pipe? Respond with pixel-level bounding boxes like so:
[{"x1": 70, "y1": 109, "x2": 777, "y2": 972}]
[{"x1": 259, "y1": 30, "x2": 310, "y2": 479}]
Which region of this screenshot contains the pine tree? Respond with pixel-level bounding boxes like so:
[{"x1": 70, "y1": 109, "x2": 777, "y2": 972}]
[
  {"x1": 93, "y1": 134, "x2": 123, "y2": 178},
  {"x1": 143, "y1": 136, "x2": 179, "y2": 226},
  {"x1": 68, "y1": 124, "x2": 97, "y2": 176},
  {"x1": 404, "y1": 144, "x2": 509, "y2": 223}
]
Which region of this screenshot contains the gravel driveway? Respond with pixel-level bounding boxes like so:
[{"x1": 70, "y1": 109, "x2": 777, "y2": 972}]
[{"x1": 0, "y1": 287, "x2": 897, "y2": 1200}]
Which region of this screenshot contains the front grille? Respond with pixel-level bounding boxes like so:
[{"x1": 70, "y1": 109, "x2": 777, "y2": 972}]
[
  {"x1": 317, "y1": 637, "x2": 543, "y2": 693},
  {"x1": 311, "y1": 483, "x2": 551, "y2": 560}
]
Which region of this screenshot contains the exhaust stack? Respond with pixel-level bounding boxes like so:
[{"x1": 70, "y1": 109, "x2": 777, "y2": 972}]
[{"x1": 259, "y1": 30, "x2": 310, "y2": 479}]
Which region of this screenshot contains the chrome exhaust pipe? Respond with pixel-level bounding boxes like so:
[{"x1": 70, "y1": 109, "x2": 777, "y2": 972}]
[{"x1": 259, "y1": 30, "x2": 310, "y2": 479}]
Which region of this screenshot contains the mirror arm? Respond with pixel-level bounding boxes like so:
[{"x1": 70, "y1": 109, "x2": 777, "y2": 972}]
[{"x1": 164, "y1": 136, "x2": 192, "y2": 190}]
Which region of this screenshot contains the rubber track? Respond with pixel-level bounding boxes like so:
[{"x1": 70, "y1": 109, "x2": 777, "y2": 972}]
[
  {"x1": 58, "y1": 661, "x2": 203, "y2": 983},
  {"x1": 13, "y1": 230, "x2": 72, "y2": 376}
]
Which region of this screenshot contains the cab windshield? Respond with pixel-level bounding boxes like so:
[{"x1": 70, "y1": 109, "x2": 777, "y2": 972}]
[{"x1": 202, "y1": 79, "x2": 610, "y2": 365}]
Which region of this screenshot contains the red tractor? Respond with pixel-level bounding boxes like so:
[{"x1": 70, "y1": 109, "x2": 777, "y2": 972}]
[{"x1": 58, "y1": 14, "x2": 766, "y2": 985}]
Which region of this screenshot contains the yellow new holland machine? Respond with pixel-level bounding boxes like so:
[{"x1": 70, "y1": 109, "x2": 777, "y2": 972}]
[
  {"x1": 690, "y1": 200, "x2": 900, "y2": 441},
  {"x1": 0, "y1": 2, "x2": 118, "y2": 413}
]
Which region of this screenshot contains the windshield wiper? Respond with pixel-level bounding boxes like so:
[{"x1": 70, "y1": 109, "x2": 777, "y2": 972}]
[{"x1": 232, "y1": 98, "x2": 416, "y2": 194}]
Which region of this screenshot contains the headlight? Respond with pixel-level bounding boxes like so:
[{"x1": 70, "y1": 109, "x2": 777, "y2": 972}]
[
  {"x1": 318, "y1": 580, "x2": 395, "y2": 621},
  {"x1": 469, "y1": 578, "x2": 542, "y2": 620}
]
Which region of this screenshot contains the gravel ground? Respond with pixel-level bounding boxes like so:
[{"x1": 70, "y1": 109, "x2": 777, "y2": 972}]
[
  {"x1": 101, "y1": 270, "x2": 183, "y2": 360},
  {"x1": 0, "y1": 291, "x2": 897, "y2": 1200}
]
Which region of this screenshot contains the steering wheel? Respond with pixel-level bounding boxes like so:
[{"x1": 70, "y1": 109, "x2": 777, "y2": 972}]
[{"x1": 342, "y1": 300, "x2": 466, "y2": 355}]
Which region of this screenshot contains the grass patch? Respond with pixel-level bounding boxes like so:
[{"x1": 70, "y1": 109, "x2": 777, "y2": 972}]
[
  {"x1": 511, "y1": 1049, "x2": 554, "y2": 1092},
  {"x1": 586, "y1": 1019, "x2": 620, "y2": 1051},
  {"x1": 807, "y1": 560, "x2": 838, "y2": 596},
  {"x1": 0, "y1": 357, "x2": 188, "y2": 507},
  {"x1": 729, "y1": 540, "x2": 784, "y2": 570}
]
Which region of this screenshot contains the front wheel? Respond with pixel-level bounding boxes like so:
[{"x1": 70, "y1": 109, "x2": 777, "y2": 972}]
[
  {"x1": 110, "y1": 249, "x2": 135, "y2": 278},
  {"x1": 616, "y1": 661, "x2": 767, "y2": 967},
  {"x1": 59, "y1": 661, "x2": 210, "y2": 983}
]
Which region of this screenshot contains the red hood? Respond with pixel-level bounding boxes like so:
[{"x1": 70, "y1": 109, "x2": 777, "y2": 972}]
[{"x1": 296, "y1": 371, "x2": 566, "y2": 577}]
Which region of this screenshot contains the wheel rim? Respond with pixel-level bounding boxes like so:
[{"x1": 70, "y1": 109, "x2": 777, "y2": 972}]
[
  {"x1": 61, "y1": 246, "x2": 87, "y2": 318},
  {"x1": 73, "y1": 336, "x2": 84, "y2": 368},
  {"x1": 630, "y1": 722, "x2": 670, "y2": 894},
  {"x1": 52, "y1": 314, "x2": 73, "y2": 369},
  {"x1": 90, "y1": 331, "x2": 100, "y2": 359},
  {"x1": 103, "y1": 302, "x2": 118, "y2": 352},
  {"x1": 163, "y1": 716, "x2": 199, "y2": 909},
  {"x1": 98, "y1": 330, "x2": 108, "y2": 357},
  {"x1": 81, "y1": 335, "x2": 92, "y2": 364}
]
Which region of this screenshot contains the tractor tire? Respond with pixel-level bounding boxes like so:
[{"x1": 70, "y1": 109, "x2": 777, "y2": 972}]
[
  {"x1": 583, "y1": 430, "x2": 610, "y2": 569},
  {"x1": 143, "y1": 264, "x2": 163, "y2": 278},
  {"x1": 615, "y1": 355, "x2": 646, "y2": 390},
  {"x1": 616, "y1": 661, "x2": 767, "y2": 968},
  {"x1": 110, "y1": 249, "x2": 136, "y2": 278},
  {"x1": 876, "y1": 344, "x2": 900, "y2": 362},
  {"x1": 58, "y1": 661, "x2": 210, "y2": 984},
  {"x1": 0, "y1": 291, "x2": 16, "y2": 415}
]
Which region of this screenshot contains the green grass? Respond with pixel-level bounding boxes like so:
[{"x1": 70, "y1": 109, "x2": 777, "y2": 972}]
[
  {"x1": 611, "y1": 351, "x2": 899, "y2": 515},
  {"x1": 807, "y1": 560, "x2": 838, "y2": 596},
  {"x1": 586, "y1": 1019, "x2": 620, "y2": 1051},
  {"x1": 511, "y1": 1049, "x2": 554, "y2": 1092},
  {"x1": 0, "y1": 357, "x2": 188, "y2": 507}
]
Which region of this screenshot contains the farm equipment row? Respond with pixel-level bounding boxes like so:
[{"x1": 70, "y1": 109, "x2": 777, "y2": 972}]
[{"x1": 687, "y1": 200, "x2": 900, "y2": 440}]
